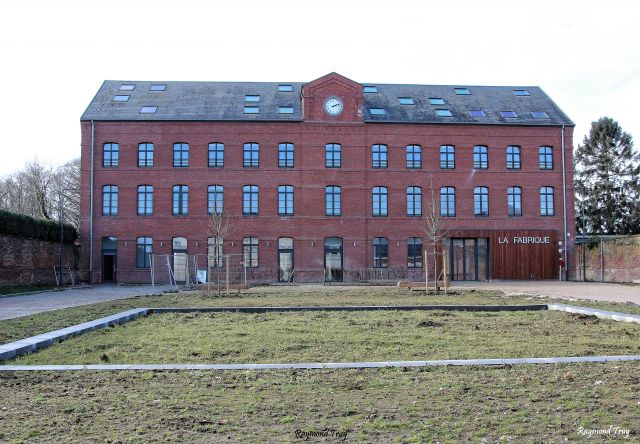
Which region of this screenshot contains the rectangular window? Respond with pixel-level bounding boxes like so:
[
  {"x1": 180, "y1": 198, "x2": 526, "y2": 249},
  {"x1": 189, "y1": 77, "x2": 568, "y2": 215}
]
[
  {"x1": 278, "y1": 143, "x2": 294, "y2": 168},
  {"x1": 243, "y1": 237, "x2": 259, "y2": 268},
  {"x1": 278, "y1": 106, "x2": 294, "y2": 114},
  {"x1": 102, "y1": 185, "x2": 118, "y2": 216},
  {"x1": 539, "y1": 146, "x2": 553, "y2": 170},
  {"x1": 440, "y1": 145, "x2": 455, "y2": 169},
  {"x1": 454, "y1": 87, "x2": 471, "y2": 95},
  {"x1": 474, "y1": 186, "x2": 489, "y2": 216},
  {"x1": 373, "y1": 237, "x2": 388, "y2": 268},
  {"x1": 245, "y1": 95, "x2": 260, "y2": 102},
  {"x1": 513, "y1": 89, "x2": 530, "y2": 96},
  {"x1": 372, "y1": 186, "x2": 388, "y2": 217},
  {"x1": 440, "y1": 187, "x2": 456, "y2": 217},
  {"x1": 325, "y1": 143, "x2": 341, "y2": 168},
  {"x1": 531, "y1": 111, "x2": 550, "y2": 119},
  {"x1": 137, "y1": 185, "x2": 153, "y2": 216},
  {"x1": 372, "y1": 144, "x2": 387, "y2": 168},
  {"x1": 406, "y1": 186, "x2": 422, "y2": 216},
  {"x1": 173, "y1": 143, "x2": 189, "y2": 167},
  {"x1": 407, "y1": 237, "x2": 423, "y2": 268},
  {"x1": 369, "y1": 108, "x2": 386, "y2": 115},
  {"x1": 113, "y1": 95, "x2": 129, "y2": 102},
  {"x1": 507, "y1": 186, "x2": 522, "y2": 217},
  {"x1": 540, "y1": 187, "x2": 555, "y2": 216},
  {"x1": 500, "y1": 110, "x2": 518, "y2": 118},
  {"x1": 103, "y1": 143, "x2": 119, "y2": 167},
  {"x1": 243, "y1": 185, "x2": 259, "y2": 215},
  {"x1": 429, "y1": 98, "x2": 445, "y2": 105},
  {"x1": 406, "y1": 145, "x2": 421, "y2": 169},
  {"x1": 136, "y1": 237, "x2": 153, "y2": 268},
  {"x1": 138, "y1": 143, "x2": 154, "y2": 167},
  {"x1": 278, "y1": 84, "x2": 293, "y2": 92},
  {"x1": 506, "y1": 146, "x2": 521, "y2": 169},
  {"x1": 473, "y1": 145, "x2": 488, "y2": 169},
  {"x1": 435, "y1": 109, "x2": 453, "y2": 117},
  {"x1": 140, "y1": 106, "x2": 157, "y2": 113},
  {"x1": 207, "y1": 185, "x2": 224, "y2": 215},
  {"x1": 325, "y1": 186, "x2": 341, "y2": 216},
  {"x1": 363, "y1": 85, "x2": 378, "y2": 93},
  {"x1": 208, "y1": 143, "x2": 224, "y2": 167},
  {"x1": 149, "y1": 84, "x2": 166, "y2": 91},
  {"x1": 119, "y1": 84, "x2": 135, "y2": 91},
  {"x1": 243, "y1": 143, "x2": 259, "y2": 167},
  {"x1": 244, "y1": 106, "x2": 259, "y2": 114},
  {"x1": 469, "y1": 110, "x2": 486, "y2": 118},
  {"x1": 398, "y1": 97, "x2": 414, "y2": 105},
  {"x1": 172, "y1": 185, "x2": 189, "y2": 215},
  {"x1": 278, "y1": 185, "x2": 294, "y2": 216}
]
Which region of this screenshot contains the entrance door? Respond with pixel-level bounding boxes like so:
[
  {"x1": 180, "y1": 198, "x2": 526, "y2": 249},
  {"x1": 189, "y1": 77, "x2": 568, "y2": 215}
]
[
  {"x1": 101, "y1": 236, "x2": 117, "y2": 282},
  {"x1": 172, "y1": 237, "x2": 188, "y2": 283},
  {"x1": 324, "y1": 237, "x2": 343, "y2": 282},
  {"x1": 278, "y1": 238, "x2": 294, "y2": 282},
  {"x1": 449, "y1": 238, "x2": 489, "y2": 281}
]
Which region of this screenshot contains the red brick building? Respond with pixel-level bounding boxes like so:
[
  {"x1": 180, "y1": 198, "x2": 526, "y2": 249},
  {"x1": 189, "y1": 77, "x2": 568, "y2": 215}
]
[{"x1": 80, "y1": 73, "x2": 575, "y2": 284}]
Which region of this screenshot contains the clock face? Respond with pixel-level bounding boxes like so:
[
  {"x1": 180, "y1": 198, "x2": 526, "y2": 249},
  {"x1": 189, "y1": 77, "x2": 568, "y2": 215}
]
[{"x1": 324, "y1": 97, "x2": 343, "y2": 116}]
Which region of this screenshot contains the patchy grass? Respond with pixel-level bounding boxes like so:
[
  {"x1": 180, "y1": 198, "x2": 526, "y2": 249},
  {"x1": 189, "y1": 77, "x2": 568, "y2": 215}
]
[
  {"x1": 11, "y1": 310, "x2": 640, "y2": 365},
  {"x1": 0, "y1": 363, "x2": 638, "y2": 442},
  {"x1": 2, "y1": 286, "x2": 640, "y2": 345},
  {"x1": 0, "y1": 284, "x2": 56, "y2": 297}
]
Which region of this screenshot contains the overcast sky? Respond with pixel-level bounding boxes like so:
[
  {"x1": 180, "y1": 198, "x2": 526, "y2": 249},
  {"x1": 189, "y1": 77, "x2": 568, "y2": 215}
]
[{"x1": 0, "y1": 0, "x2": 638, "y2": 176}]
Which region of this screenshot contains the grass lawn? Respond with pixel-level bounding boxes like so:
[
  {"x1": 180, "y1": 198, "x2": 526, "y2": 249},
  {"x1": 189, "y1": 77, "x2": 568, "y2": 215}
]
[
  {"x1": 0, "y1": 364, "x2": 638, "y2": 442},
  {"x1": 10, "y1": 310, "x2": 640, "y2": 365},
  {"x1": 2, "y1": 287, "x2": 640, "y2": 442},
  {"x1": 0, "y1": 284, "x2": 56, "y2": 297}
]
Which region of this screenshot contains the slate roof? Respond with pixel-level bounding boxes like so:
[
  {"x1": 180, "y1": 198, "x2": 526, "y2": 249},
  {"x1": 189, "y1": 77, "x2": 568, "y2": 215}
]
[{"x1": 81, "y1": 79, "x2": 573, "y2": 126}]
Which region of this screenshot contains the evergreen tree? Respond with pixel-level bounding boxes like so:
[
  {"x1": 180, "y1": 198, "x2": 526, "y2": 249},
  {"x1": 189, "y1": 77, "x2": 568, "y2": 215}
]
[{"x1": 574, "y1": 117, "x2": 640, "y2": 234}]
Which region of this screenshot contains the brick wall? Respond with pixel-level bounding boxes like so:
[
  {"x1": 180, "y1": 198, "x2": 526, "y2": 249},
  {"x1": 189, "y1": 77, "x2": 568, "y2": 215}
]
[
  {"x1": 577, "y1": 236, "x2": 640, "y2": 283},
  {"x1": 0, "y1": 235, "x2": 79, "y2": 285}
]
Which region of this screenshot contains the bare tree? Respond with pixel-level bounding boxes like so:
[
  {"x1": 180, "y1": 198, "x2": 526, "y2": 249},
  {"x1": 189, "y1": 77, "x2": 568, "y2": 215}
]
[
  {"x1": 0, "y1": 158, "x2": 80, "y2": 228},
  {"x1": 206, "y1": 208, "x2": 233, "y2": 296},
  {"x1": 421, "y1": 176, "x2": 452, "y2": 290}
]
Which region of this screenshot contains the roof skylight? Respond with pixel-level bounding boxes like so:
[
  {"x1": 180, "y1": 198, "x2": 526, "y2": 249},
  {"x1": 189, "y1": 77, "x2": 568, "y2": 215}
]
[
  {"x1": 435, "y1": 109, "x2": 453, "y2": 117},
  {"x1": 149, "y1": 84, "x2": 166, "y2": 91},
  {"x1": 500, "y1": 110, "x2": 518, "y2": 118},
  {"x1": 513, "y1": 89, "x2": 530, "y2": 96},
  {"x1": 278, "y1": 106, "x2": 294, "y2": 114},
  {"x1": 398, "y1": 97, "x2": 414, "y2": 105},
  {"x1": 369, "y1": 108, "x2": 386, "y2": 115},
  {"x1": 119, "y1": 84, "x2": 135, "y2": 91},
  {"x1": 469, "y1": 110, "x2": 486, "y2": 117},
  {"x1": 244, "y1": 106, "x2": 259, "y2": 114},
  {"x1": 140, "y1": 106, "x2": 157, "y2": 113},
  {"x1": 245, "y1": 95, "x2": 260, "y2": 102},
  {"x1": 278, "y1": 85, "x2": 293, "y2": 92},
  {"x1": 429, "y1": 98, "x2": 445, "y2": 105},
  {"x1": 454, "y1": 87, "x2": 471, "y2": 95},
  {"x1": 531, "y1": 111, "x2": 550, "y2": 119},
  {"x1": 363, "y1": 85, "x2": 378, "y2": 93},
  {"x1": 113, "y1": 95, "x2": 129, "y2": 102}
]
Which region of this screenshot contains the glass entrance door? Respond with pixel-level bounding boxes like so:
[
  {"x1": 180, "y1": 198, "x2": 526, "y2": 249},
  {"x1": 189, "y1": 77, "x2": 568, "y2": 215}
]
[
  {"x1": 278, "y1": 237, "x2": 294, "y2": 282},
  {"x1": 324, "y1": 237, "x2": 343, "y2": 282},
  {"x1": 172, "y1": 237, "x2": 188, "y2": 283},
  {"x1": 101, "y1": 236, "x2": 117, "y2": 282},
  {"x1": 449, "y1": 238, "x2": 489, "y2": 281}
]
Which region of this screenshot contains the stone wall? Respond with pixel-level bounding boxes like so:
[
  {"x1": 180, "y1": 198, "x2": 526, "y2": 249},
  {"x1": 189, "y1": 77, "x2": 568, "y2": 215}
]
[
  {"x1": 0, "y1": 235, "x2": 79, "y2": 285},
  {"x1": 576, "y1": 235, "x2": 640, "y2": 283}
]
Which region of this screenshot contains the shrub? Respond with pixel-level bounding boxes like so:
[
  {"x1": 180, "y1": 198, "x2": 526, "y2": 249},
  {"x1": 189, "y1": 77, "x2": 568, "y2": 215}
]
[{"x1": 0, "y1": 210, "x2": 77, "y2": 244}]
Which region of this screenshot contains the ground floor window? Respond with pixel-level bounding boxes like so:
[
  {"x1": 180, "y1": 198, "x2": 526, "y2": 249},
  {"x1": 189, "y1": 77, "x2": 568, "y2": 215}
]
[
  {"x1": 407, "y1": 237, "x2": 423, "y2": 268},
  {"x1": 373, "y1": 237, "x2": 388, "y2": 268},
  {"x1": 136, "y1": 237, "x2": 152, "y2": 268},
  {"x1": 243, "y1": 237, "x2": 258, "y2": 268}
]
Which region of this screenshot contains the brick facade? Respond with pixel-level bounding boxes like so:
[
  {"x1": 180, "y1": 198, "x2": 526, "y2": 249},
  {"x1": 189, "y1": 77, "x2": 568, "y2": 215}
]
[{"x1": 80, "y1": 73, "x2": 576, "y2": 284}]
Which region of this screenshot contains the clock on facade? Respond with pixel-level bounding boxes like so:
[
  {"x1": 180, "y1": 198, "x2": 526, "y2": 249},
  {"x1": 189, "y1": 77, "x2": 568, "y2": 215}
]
[{"x1": 324, "y1": 97, "x2": 343, "y2": 115}]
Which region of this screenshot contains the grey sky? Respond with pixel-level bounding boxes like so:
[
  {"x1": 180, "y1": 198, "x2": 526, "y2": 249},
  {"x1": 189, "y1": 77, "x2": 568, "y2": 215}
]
[{"x1": 1, "y1": 0, "x2": 638, "y2": 176}]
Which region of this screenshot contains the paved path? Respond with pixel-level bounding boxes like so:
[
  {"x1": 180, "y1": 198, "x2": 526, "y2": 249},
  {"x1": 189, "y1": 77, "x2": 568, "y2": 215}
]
[
  {"x1": 0, "y1": 285, "x2": 173, "y2": 321},
  {"x1": 454, "y1": 281, "x2": 640, "y2": 304}
]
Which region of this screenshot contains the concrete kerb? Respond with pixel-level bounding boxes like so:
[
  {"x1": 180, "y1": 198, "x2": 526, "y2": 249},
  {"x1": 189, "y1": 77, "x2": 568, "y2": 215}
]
[{"x1": 1, "y1": 303, "x2": 639, "y2": 368}]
